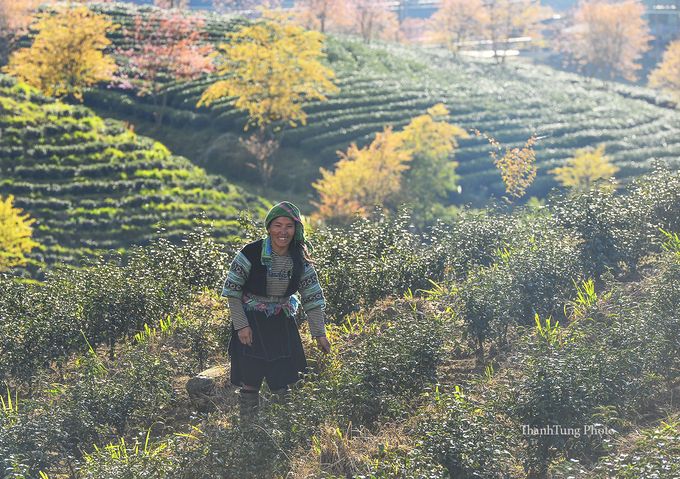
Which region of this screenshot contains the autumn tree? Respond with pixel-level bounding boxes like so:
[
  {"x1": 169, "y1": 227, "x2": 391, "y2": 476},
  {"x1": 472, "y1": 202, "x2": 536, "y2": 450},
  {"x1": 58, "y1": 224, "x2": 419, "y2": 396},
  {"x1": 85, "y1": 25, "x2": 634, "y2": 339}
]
[
  {"x1": 112, "y1": 11, "x2": 215, "y2": 127},
  {"x1": 3, "y1": 5, "x2": 117, "y2": 101},
  {"x1": 293, "y1": 0, "x2": 349, "y2": 33},
  {"x1": 313, "y1": 127, "x2": 411, "y2": 225},
  {"x1": 313, "y1": 105, "x2": 467, "y2": 226},
  {"x1": 346, "y1": 0, "x2": 399, "y2": 43},
  {"x1": 427, "y1": 0, "x2": 488, "y2": 54},
  {"x1": 211, "y1": 0, "x2": 284, "y2": 17},
  {"x1": 484, "y1": 0, "x2": 541, "y2": 64},
  {"x1": 154, "y1": 0, "x2": 191, "y2": 8},
  {"x1": 548, "y1": 145, "x2": 619, "y2": 190},
  {"x1": 397, "y1": 104, "x2": 468, "y2": 223},
  {"x1": 483, "y1": 134, "x2": 537, "y2": 205},
  {"x1": 0, "y1": 194, "x2": 38, "y2": 272},
  {"x1": 561, "y1": 0, "x2": 652, "y2": 82},
  {"x1": 648, "y1": 39, "x2": 680, "y2": 102},
  {"x1": 198, "y1": 8, "x2": 338, "y2": 187}
]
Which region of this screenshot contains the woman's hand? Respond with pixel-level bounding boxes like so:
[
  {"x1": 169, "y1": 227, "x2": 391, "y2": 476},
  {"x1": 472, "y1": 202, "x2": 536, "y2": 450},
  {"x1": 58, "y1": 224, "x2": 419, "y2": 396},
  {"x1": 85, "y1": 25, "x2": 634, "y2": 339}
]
[
  {"x1": 238, "y1": 326, "x2": 253, "y2": 347},
  {"x1": 315, "y1": 336, "x2": 331, "y2": 354}
]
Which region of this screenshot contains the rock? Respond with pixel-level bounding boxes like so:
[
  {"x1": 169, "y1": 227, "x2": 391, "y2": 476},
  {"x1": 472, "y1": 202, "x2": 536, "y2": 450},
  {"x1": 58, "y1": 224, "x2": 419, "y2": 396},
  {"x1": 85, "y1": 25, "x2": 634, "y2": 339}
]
[{"x1": 186, "y1": 363, "x2": 231, "y2": 413}]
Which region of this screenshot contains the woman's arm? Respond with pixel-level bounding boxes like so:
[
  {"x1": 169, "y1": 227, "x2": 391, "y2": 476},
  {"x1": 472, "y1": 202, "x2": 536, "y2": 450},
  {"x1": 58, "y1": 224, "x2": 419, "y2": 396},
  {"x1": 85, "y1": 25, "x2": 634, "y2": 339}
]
[{"x1": 222, "y1": 251, "x2": 251, "y2": 332}]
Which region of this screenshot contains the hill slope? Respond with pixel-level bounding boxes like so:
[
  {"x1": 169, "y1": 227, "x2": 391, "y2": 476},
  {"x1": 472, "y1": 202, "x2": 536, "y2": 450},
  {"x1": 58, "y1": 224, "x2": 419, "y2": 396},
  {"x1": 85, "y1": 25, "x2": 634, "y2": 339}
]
[
  {"x1": 0, "y1": 75, "x2": 269, "y2": 276},
  {"x1": 80, "y1": 4, "x2": 680, "y2": 208}
]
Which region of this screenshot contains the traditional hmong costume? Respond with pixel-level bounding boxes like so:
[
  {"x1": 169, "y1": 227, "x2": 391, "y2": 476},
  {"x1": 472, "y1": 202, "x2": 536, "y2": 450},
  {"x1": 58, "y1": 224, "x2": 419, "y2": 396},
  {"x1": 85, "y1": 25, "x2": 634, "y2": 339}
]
[{"x1": 222, "y1": 202, "x2": 327, "y2": 394}]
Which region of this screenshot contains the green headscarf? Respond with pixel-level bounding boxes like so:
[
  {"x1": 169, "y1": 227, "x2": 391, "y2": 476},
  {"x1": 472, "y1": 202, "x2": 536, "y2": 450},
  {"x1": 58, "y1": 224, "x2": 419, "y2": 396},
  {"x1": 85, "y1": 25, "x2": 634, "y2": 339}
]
[{"x1": 265, "y1": 201, "x2": 306, "y2": 244}]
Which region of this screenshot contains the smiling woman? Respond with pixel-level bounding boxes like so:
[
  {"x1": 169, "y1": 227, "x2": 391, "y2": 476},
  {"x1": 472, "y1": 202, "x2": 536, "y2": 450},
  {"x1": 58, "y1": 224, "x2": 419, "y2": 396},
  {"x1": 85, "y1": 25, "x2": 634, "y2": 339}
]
[{"x1": 221, "y1": 201, "x2": 332, "y2": 417}]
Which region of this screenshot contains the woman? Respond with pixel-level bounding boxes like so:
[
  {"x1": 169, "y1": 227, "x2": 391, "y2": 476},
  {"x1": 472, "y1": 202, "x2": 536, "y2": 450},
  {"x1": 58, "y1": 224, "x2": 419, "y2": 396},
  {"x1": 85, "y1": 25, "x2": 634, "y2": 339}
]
[{"x1": 222, "y1": 202, "x2": 331, "y2": 416}]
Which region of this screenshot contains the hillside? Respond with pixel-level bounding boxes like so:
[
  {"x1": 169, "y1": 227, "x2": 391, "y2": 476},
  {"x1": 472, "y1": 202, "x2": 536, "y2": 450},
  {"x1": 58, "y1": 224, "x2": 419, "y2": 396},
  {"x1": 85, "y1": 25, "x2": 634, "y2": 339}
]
[
  {"x1": 77, "y1": 3, "x2": 680, "y2": 210},
  {"x1": 3, "y1": 172, "x2": 680, "y2": 477},
  {"x1": 0, "y1": 75, "x2": 269, "y2": 276}
]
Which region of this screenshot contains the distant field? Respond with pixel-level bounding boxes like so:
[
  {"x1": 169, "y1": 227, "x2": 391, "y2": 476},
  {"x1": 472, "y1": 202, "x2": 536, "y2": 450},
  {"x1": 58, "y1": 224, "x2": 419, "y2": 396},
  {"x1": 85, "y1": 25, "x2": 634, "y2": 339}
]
[{"x1": 80, "y1": 3, "x2": 680, "y2": 208}]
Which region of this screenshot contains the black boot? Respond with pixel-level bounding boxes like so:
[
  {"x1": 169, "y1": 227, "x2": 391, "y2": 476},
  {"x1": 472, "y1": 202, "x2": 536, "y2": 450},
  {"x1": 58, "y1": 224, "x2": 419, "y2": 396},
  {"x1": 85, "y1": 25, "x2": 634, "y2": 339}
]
[
  {"x1": 270, "y1": 387, "x2": 290, "y2": 407},
  {"x1": 238, "y1": 389, "x2": 259, "y2": 418}
]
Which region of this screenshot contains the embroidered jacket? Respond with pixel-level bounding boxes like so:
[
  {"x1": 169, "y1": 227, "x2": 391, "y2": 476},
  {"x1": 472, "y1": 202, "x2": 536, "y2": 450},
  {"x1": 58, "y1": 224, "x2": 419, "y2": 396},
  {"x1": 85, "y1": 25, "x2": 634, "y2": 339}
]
[{"x1": 222, "y1": 238, "x2": 326, "y2": 337}]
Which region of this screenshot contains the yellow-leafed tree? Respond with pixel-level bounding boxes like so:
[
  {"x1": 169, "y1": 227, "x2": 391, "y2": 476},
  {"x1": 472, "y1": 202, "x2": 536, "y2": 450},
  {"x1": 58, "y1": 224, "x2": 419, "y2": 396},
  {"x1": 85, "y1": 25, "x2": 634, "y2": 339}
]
[
  {"x1": 427, "y1": 0, "x2": 488, "y2": 54},
  {"x1": 198, "y1": 8, "x2": 337, "y2": 186},
  {"x1": 567, "y1": 0, "x2": 652, "y2": 82},
  {"x1": 0, "y1": 194, "x2": 38, "y2": 272},
  {"x1": 198, "y1": 8, "x2": 337, "y2": 128},
  {"x1": 548, "y1": 144, "x2": 620, "y2": 190},
  {"x1": 313, "y1": 105, "x2": 466, "y2": 226},
  {"x1": 648, "y1": 39, "x2": 680, "y2": 103},
  {"x1": 397, "y1": 104, "x2": 468, "y2": 223},
  {"x1": 3, "y1": 5, "x2": 118, "y2": 101},
  {"x1": 312, "y1": 127, "x2": 411, "y2": 226}
]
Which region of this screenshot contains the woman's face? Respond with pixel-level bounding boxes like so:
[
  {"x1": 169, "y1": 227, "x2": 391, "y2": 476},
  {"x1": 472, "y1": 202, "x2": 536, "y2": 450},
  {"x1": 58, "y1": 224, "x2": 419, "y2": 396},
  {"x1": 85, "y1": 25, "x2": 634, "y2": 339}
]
[{"x1": 267, "y1": 216, "x2": 296, "y2": 254}]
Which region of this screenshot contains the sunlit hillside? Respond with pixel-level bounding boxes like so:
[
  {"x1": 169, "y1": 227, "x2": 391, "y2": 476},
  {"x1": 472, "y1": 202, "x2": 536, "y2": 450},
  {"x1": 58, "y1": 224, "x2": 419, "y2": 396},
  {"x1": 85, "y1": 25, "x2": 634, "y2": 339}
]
[
  {"x1": 0, "y1": 76, "x2": 269, "y2": 276},
  {"x1": 78, "y1": 3, "x2": 680, "y2": 210}
]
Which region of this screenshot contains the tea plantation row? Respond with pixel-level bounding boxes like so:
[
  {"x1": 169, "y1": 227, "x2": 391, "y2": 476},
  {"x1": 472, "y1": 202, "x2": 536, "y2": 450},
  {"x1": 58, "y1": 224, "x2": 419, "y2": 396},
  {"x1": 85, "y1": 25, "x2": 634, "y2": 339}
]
[
  {"x1": 3, "y1": 165, "x2": 680, "y2": 478},
  {"x1": 0, "y1": 75, "x2": 269, "y2": 277},
  {"x1": 74, "y1": 3, "x2": 680, "y2": 206}
]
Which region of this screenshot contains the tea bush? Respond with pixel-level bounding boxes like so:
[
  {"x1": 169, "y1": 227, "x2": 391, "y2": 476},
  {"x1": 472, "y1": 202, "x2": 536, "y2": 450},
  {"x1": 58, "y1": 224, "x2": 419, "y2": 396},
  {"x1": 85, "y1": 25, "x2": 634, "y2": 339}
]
[
  {"x1": 416, "y1": 387, "x2": 515, "y2": 479},
  {"x1": 311, "y1": 208, "x2": 451, "y2": 323},
  {"x1": 454, "y1": 215, "x2": 582, "y2": 354},
  {"x1": 550, "y1": 186, "x2": 635, "y2": 278},
  {"x1": 0, "y1": 225, "x2": 227, "y2": 385},
  {"x1": 308, "y1": 306, "x2": 443, "y2": 426},
  {"x1": 509, "y1": 316, "x2": 656, "y2": 477},
  {"x1": 591, "y1": 420, "x2": 680, "y2": 479},
  {"x1": 0, "y1": 343, "x2": 176, "y2": 477}
]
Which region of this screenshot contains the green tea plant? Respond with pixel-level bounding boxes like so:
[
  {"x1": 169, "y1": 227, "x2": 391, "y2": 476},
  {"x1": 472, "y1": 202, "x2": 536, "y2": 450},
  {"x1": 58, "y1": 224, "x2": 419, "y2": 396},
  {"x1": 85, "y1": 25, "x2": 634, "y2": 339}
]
[
  {"x1": 591, "y1": 420, "x2": 680, "y2": 478},
  {"x1": 311, "y1": 207, "x2": 451, "y2": 323},
  {"x1": 416, "y1": 386, "x2": 515, "y2": 478},
  {"x1": 509, "y1": 315, "x2": 654, "y2": 477}
]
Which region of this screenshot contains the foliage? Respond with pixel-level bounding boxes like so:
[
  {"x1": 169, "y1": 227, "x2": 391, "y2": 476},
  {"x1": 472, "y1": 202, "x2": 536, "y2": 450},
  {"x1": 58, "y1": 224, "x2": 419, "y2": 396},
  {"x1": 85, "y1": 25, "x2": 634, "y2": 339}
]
[
  {"x1": 312, "y1": 126, "x2": 411, "y2": 225},
  {"x1": 345, "y1": 0, "x2": 398, "y2": 43},
  {"x1": 648, "y1": 38, "x2": 680, "y2": 103},
  {"x1": 310, "y1": 207, "x2": 451, "y2": 322},
  {"x1": 292, "y1": 0, "x2": 350, "y2": 33},
  {"x1": 591, "y1": 421, "x2": 680, "y2": 478},
  {"x1": 0, "y1": 0, "x2": 56, "y2": 65},
  {"x1": 198, "y1": 8, "x2": 337, "y2": 186},
  {"x1": 563, "y1": 0, "x2": 652, "y2": 82},
  {"x1": 198, "y1": 8, "x2": 337, "y2": 129},
  {"x1": 3, "y1": 5, "x2": 118, "y2": 101},
  {"x1": 417, "y1": 386, "x2": 515, "y2": 478},
  {"x1": 75, "y1": 13, "x2": 680, "y2": 206},
  {"x1": 0, "y1": 74, "x2": 268, "y2": 277},
  {"x1": 484, "y1": 0, "x2": 542, "y2": 64},
  {"x1": 0, "y1": 224, "x2": 226, "y2": 384},
  {"x1": 313, "y1": 104, "x2": 466, "y2": 226},
  {"x1": 112, "y1": 10, "x2": 215, "y2": 127},
  {"x1": 426, "y1": 0, "x2": 488, "y2": 54},
  {"x1": 454, "y1": 216, "x2": 582, "y2": 356},
  {"x1": 397, "y1": 103, "x2": 468, "y2": 224},
  {"x1": 548, "y1": 144, "x2": 620, "y2": 190},
  {"x1": 0, "y1": 193, "x2": 37, "y2": 272},
  {"x1": 488, "y1": 135, "x2": 537, "y2": 205},
  {"x1": 509, "y1": 317, "x2": 653, "y2": 477}
]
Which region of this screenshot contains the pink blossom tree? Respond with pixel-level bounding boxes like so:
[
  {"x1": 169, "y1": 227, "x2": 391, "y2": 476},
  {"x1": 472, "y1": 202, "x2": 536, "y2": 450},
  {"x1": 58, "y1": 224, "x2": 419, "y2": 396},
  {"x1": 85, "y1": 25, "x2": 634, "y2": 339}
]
[{"x1": 112, "y1": 10, "x2": 215, "y2": 127}]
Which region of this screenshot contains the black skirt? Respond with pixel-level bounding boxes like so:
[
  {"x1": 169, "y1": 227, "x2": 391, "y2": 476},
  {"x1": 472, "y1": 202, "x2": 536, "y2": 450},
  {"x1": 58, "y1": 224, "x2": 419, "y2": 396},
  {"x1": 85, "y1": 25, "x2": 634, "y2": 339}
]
[{"x1": 228, "y1": 307, "x2": 307, "y2": 389}]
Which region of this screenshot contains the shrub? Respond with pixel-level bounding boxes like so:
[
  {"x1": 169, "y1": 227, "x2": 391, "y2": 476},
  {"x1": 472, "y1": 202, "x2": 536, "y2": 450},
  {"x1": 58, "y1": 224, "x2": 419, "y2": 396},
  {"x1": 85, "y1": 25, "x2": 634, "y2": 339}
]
[
  {"x1": 305, "y1": 302, "x2": 443, "y2": 426},
  {"x1": 416, "y1": 387, "x2": 515, "y2": 479},
  {"x1": 550, "y1": 185, "x2": 636, "y2": 278},
  {"x1": 509, "y1": 316, "x2": 655, "y2": 477},
  {"x1": 311, "y1": 208, "x2": 451, "y2": 323}
]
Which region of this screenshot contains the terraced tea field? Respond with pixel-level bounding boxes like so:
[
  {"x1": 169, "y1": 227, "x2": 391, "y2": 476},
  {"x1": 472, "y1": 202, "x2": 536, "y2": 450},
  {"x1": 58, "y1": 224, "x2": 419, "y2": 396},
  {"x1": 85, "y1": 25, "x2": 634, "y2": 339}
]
[
  {"x1": 0, "y1": 76, "x2": 268, "y2": 276},
  {"x1": 80, "y1": 2, "x2": 680, "y2": 207}
]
